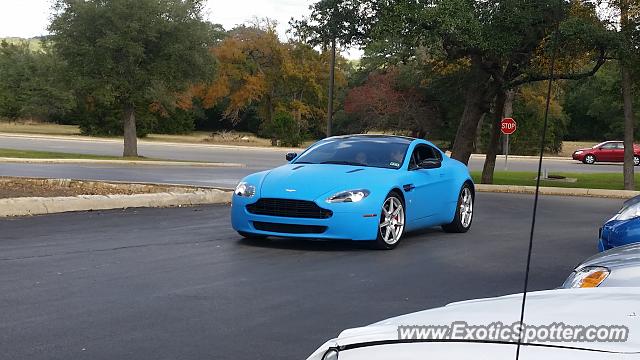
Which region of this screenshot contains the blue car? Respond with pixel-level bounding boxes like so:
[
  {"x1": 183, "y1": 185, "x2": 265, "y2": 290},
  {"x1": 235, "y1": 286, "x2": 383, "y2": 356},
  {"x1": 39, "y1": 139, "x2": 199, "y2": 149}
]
[
  {"x1": 599, "y1": 195, "x2": 640, "y2": 251},
  {"x1": 231, "y1": 135, "x2": 475, "y2": 249}
]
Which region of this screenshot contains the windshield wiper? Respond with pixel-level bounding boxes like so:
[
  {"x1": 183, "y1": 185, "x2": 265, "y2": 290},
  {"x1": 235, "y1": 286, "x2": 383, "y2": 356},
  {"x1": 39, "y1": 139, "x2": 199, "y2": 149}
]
[{"x1": 321, "y1": 160, "x2": 367, "y2": 166}]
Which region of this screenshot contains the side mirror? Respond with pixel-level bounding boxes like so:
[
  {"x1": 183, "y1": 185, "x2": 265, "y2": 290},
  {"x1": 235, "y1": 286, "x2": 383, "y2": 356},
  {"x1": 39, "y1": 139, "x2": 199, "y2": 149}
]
[
  {"x1": 285, "y1": 152, "x2": 297, "y2": 161},
  {"x1": 418, "y1": 159, "x2": 442, "y2": 169}
]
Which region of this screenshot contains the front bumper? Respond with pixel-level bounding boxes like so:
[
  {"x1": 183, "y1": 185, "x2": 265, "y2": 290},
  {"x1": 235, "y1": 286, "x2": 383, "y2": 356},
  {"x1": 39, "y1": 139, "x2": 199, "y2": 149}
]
[{"x1": 231, "y1": 196, "x2": 381, "y2": 241}]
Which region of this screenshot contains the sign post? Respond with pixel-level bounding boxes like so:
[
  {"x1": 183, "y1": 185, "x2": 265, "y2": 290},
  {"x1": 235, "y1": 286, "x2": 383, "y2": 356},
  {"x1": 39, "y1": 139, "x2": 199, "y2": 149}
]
[{"x1": 501, "y1": 118, "x2": 517, "y2": 170}]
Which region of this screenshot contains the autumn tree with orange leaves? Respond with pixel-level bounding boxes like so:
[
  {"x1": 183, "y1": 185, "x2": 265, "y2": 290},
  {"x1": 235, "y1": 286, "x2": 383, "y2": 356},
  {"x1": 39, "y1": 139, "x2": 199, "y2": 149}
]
[{"x1": 192, "y1": 21, "x2": 346, "y2": 145}]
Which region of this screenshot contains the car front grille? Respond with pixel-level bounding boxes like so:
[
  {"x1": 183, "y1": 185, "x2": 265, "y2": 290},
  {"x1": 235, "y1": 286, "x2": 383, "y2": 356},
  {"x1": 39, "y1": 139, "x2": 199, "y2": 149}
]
[
  {"x1": 253, "y1": 221, "x2": 327, "y2": 234},
  {"x1": 246, "y1": 198, "x2": 333, "y2": 219}
]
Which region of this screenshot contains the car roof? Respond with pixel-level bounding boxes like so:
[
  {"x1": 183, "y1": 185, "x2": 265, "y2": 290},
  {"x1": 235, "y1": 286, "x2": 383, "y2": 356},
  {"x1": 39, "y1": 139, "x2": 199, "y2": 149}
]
[{"x1": 326, "y1": 134, "x2": 417, "y2": 144}]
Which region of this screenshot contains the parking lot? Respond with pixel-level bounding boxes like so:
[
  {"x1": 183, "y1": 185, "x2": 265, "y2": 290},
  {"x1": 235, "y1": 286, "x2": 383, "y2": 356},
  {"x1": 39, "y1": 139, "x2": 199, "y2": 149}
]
[{"x1": 0, "y1": 192, "x2": 621, "y2": 360}]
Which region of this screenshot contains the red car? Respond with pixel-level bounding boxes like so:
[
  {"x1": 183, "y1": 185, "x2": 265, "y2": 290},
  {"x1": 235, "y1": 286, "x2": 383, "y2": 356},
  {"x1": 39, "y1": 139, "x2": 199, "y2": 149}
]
[{"x1": 572, "y1": 141, "x2": 640, "y2": 165}]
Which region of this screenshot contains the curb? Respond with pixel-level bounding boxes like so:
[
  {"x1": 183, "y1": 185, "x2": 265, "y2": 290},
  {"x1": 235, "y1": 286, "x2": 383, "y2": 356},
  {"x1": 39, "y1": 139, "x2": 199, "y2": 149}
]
[
  {"x1": 0, "y1": 157, "x2": 245, "y2": 167},
  {"x1": 476, "y1": 184, "x2": 640, "y2": 199},
  {"x1": 0, "y1": 189, "x2": 232, "y2": 217}
]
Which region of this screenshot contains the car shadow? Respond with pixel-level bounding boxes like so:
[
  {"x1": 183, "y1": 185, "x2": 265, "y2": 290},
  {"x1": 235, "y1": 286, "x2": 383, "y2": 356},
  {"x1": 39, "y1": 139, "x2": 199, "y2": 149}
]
[
  {"x1": 236, "y1": 228, "x2": 445, "y2": 252},
  {"x1": 575, "y1": 161, "x2": 623, "y2": 166},
  {"x1": 237, "y1": 237, "x2": 372, "y2": 252}
]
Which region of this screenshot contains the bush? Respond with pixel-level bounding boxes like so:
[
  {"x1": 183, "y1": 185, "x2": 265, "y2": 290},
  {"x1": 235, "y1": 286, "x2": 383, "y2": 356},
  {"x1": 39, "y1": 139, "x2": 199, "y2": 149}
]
[{"x1": 264, "y1": 111, "x2": 303, "y2": 147}]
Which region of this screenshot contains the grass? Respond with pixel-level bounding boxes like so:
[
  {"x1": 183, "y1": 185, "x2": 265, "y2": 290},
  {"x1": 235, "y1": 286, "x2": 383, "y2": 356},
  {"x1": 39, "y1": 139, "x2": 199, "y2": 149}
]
[
  {"x1": 0, "y1": 121, "x2": 81, "y2": 135},
  {"x1": 471, "y1": 171, "x2": 640, "y2": 191},
  {"x1": 0, "y1": 121, "x2": 311, "y2": 148},
  {"x1": 0, "y1": 148, "x2": 171, "y2": 162},
  {"x1": 0, "y1": 120, "x2": 606, "y2": 152}
]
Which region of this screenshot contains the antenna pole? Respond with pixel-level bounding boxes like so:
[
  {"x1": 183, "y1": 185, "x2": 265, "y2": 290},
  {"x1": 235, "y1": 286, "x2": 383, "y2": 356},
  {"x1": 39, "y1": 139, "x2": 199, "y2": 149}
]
[{"x1": 515, "y1": 6, "x2": 561, "y2": 360}]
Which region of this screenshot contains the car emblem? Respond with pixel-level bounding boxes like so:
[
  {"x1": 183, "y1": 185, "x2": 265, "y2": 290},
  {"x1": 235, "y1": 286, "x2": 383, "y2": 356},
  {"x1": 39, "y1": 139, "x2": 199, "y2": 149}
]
[{"x1": 285, "y1": 189, "x2": 297, "y2": 192}]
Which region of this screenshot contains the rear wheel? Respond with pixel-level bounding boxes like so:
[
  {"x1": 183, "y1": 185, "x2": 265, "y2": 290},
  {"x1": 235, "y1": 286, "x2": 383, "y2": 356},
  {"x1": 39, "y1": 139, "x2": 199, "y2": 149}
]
[
  {"x1": 583, "y1": 154, "x2": 596, "y2": 164},
  {"x1": 442, "y1": 184, "x2": 474, "y2": 233},
  {"x1": 634, "y1": 156, "x2": 639, "y2": 167},
  {"x1": 374, "y1": 193, "x2": 405, "y2": 250}
]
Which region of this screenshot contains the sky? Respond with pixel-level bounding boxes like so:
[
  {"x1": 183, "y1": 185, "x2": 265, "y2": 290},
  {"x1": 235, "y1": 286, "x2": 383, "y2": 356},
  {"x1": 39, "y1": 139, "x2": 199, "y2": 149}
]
[{"x1": 0, "y1": 0, "x2": 362, "y2": 58}]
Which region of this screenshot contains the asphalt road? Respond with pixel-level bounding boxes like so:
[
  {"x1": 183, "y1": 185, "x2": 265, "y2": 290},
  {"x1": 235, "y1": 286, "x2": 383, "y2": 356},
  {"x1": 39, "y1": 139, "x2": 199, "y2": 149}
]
[
  {"x1": 0, "y1": 163, "x2": 253, "y2": 188},
  {"x1": 0, "y1": 134, "x2": 629, "y2": 174},
  {"x1": 0, "y1": 193, "x2": 622, "y2": 360}
]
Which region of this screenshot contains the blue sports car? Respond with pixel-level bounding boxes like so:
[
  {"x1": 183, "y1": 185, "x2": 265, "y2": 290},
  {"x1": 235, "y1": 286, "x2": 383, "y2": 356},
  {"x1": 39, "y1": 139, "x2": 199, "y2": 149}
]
[
  {"x1": 231, "y1": 135, "x2": 475, "y2": 249},
  {"x1": 598, "y1": 195, "x2": 640, "y2": 251}
]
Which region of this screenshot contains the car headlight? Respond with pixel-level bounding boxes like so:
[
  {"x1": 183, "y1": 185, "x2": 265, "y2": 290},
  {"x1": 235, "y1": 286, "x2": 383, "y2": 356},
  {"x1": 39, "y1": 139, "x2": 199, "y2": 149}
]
[
  {"x1": 613, "y1": 202, "x2": 640, "y2": 221},
  {"x1": 326, "y1": 189, "x2": 370, "y2": 203},
  {"x1": 234, "y1": 182, "x2": 256, "y2": 197},
  {"x1": 322, "y1": 349, "x2": 339, "y2": 360},
  {"x1": 563, "y1": 266, "x2": 610, "y2": 288},
  {"x1": 574, "y1": 150, "x2": 583, "y2": 155}
]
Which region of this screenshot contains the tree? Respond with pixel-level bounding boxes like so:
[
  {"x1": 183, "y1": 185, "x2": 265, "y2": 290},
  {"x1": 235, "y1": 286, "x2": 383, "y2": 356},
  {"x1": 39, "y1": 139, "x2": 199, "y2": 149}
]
[
  {"x1": 344, "y1": 68, "x2": 440, "y2": 137},
  {"x1": 617, "y1": 0, "x2": 639, "y2": 189},
  {"x1": 198, "y1": 23, "x2": 287, "y2": 131},
  {"x1": 48, "y1": 0, "x2": 216, "y2": 157},
  {"x1": 291, "y1": 0, "x2": 372, "y2": 136},
  {"x1": 195, "y1": 22, "x2": 346, "y2": 145},
  {"x1": 563, "y1": 61, "x2": 639, "y2": 141},
  {"x1": 0, "y1": 40, "x2": 74, "y2": 120},
  {"x1": 296, "y1": 0, "x2": 611, "y2": 167}
]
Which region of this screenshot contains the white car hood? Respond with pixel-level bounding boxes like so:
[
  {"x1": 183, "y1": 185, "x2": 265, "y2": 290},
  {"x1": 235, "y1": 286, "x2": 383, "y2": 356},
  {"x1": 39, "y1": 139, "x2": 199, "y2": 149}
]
[{"x1": 307, "y1": 288, "x2": 640, "y2": 359}]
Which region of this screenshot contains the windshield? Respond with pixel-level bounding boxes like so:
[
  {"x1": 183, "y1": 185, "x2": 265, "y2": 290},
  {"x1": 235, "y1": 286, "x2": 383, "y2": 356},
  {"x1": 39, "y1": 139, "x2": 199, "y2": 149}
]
[{"x1": 294, "y1": 138, "x2": 409, "y2": 169}]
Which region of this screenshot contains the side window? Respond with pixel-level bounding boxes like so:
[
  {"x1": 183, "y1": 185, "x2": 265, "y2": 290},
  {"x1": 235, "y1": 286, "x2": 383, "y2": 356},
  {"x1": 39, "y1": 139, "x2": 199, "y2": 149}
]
[
  {"x1": 409, "y1": 145, "x2": 442, "y2": 169},
  {"x1": 616, "y1": 143, "x2": 625, "y2": 149},
  {"x1": 602, "y1": 143, "x2": 616, "y2": 150}
]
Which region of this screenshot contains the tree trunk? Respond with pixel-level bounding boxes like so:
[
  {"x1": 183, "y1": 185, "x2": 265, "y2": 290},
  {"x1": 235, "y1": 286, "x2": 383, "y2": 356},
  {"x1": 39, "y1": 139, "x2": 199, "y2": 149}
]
[
  {"x1": 622, "y1": 64, "x2": 635, "y2": 190},
  {"x1": 450, "y1": 60, "x2": 494, "y2": 164},
  {"x1": 481, "y1": 90, "x2": 509, "y2": 184},
  {"x1": 123, "y1": 103, "x2": 138, "y2": 158},
  {"x1": 450, "y1": 83, "x2": 492, "y2": 164},
  {"x1": 621, "y1": 0, "x2": 635, "y2": 190},
  {"x1": 326, "y1": 38, "x2": 336, "y2": 138}
]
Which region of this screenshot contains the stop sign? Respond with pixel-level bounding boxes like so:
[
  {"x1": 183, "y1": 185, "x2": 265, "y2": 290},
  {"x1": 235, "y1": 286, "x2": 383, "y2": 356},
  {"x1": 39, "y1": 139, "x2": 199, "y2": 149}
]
[{"x1": 501, "y1": 118, "x2": 517, "y2": 135}]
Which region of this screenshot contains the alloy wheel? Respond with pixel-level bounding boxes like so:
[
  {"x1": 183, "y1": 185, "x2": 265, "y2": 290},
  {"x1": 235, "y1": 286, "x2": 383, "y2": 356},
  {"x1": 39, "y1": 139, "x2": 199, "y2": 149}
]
[
  {"x1": 585, "y1": 155, "x2": 595, "y2": 164},
  {"x1": 460, "y1": 187, "x2": 473, "y2": 228},
  {"x1": 379, "y1": 197, "x2": 405, "y2": 245}
]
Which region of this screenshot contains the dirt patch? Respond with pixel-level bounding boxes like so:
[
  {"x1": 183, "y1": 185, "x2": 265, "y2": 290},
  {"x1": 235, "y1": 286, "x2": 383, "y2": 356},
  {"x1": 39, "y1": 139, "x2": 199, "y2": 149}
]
[{"x1": 0, "y1": 177, "x2": 200, "y2": 199}]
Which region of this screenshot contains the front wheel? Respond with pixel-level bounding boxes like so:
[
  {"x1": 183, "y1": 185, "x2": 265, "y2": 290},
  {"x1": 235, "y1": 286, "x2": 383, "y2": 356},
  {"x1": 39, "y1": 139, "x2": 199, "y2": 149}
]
[
  {"x1": 442, "y1": 184, "x2": 474, "y2": 233},
  {"x1": 583, "y1": 154, "x2": 596, "y2": 164},
  {"x1": 374, "y1": 193, "x2": 405, "y2": 250}
]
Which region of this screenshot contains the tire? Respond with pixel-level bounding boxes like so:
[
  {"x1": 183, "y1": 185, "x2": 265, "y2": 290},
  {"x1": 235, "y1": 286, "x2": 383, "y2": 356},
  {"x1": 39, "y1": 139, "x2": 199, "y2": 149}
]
[
  {"x1": 374, "y1": 192, "x2": 406, "y2": 250},
  {"x1": 238, "y1": 231, "x2": 268, "y2": 240},
  {"x1": 634, "y1": 156, "x2": 640, "y2": 167},
  {"x1": 583, "y1": 154, "x2": 596, "y2": 165},
  {"x1": 442, "y1": 184, "x2": 474, "y2": 233}
]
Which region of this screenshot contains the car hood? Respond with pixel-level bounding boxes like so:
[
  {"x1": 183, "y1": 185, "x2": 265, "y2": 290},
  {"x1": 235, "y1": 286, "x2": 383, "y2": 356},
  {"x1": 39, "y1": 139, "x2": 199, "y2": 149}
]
[
  {"x1": 322, "y1": 288, "x2": 640, "y2": 354},
  {"x1": 579, "y1": 243, "x2": 640, "y2": 270},
  {"x1": 259, "y1": 164, "x2": 396, "y2": 200}
]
